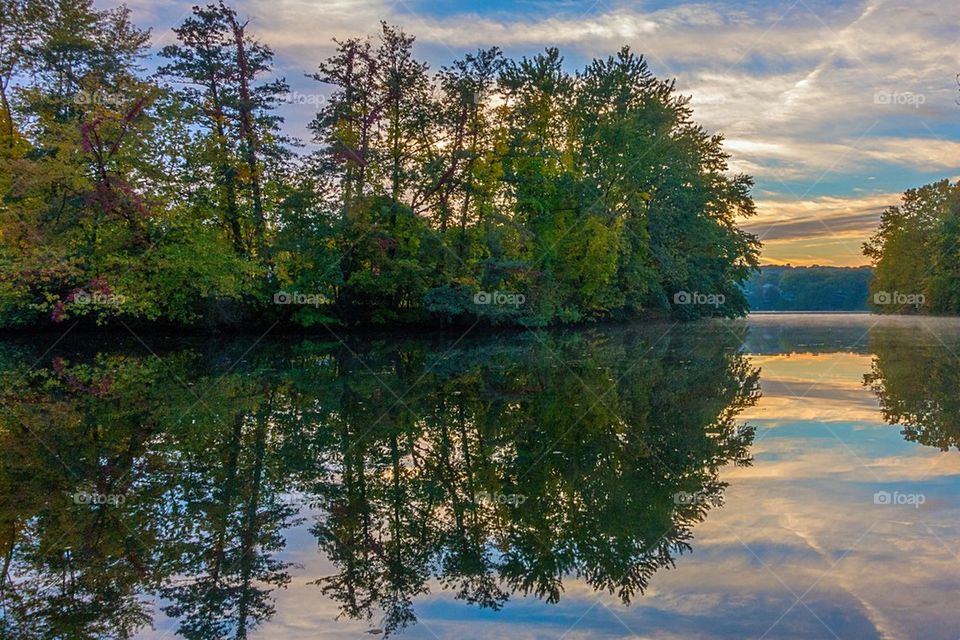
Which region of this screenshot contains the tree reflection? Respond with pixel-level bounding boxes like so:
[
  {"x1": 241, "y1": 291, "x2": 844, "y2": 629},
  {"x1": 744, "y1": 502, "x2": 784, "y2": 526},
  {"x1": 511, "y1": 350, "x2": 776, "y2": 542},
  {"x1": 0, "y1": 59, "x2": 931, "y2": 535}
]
[
  {"x1": 307, "y1": 328, "x2": 758, "y2": 634},
  {"x1": 865, "y1": 329, "x2": 960, "y2": 451},
  {"x1": 0, "y1": 325, "x2": 758, "y2": 638}
]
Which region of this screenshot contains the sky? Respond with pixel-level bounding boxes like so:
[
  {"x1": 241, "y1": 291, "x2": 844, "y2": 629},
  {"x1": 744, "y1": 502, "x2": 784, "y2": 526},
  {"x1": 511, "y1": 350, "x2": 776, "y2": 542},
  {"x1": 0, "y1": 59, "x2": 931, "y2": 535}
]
[{"x1": 114, "y1": 0, "x2": 960, "y2": 267}]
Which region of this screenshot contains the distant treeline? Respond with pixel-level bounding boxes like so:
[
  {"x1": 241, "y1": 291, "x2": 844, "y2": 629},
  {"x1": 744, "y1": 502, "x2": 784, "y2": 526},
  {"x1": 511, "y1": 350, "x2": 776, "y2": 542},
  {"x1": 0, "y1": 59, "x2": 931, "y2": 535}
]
[
  {"x1": 0, "y1": 0, "x2": 759, "y2": 330},
  {"x1": 744, "y1": 265, "x2": 873, "y2": 311},
  {"x1": 864, "y1": 179, "x2": 960, "y2": 315}
]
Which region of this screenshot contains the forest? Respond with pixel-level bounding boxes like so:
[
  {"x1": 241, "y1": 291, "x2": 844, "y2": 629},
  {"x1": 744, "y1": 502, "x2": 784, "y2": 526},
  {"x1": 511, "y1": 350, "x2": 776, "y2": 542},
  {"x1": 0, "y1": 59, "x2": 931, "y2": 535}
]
[
  {"x1": 0, "y1": 0, "x2": 760, "y2": 330},
  {"x1": 864, "y1": 179, "x2": 960, "y2": 315},
  {"x1": 744, "y1": 265, "x2": 873, "y2": 312}
]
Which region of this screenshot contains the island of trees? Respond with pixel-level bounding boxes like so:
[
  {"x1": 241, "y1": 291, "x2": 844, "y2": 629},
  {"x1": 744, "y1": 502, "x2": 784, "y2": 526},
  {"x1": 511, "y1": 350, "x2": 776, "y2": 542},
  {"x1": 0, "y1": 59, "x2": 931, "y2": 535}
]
[
  {"x1": 0, "y1": 0, "x2": 760, "y2": 330},
  {"x1": 865, "y1": 179, "x2": 960, "y2": 315}
]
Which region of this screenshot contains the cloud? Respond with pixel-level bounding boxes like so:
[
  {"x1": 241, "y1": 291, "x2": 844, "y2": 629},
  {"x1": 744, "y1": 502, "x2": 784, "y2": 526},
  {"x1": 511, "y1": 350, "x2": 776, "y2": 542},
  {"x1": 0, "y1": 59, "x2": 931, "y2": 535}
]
[
  {"x1": 731, "y1": 193, "x2": 895, "y2": 264},
  {"x1": 744, "y1": 193, "x2": 898, "y2": 241}
]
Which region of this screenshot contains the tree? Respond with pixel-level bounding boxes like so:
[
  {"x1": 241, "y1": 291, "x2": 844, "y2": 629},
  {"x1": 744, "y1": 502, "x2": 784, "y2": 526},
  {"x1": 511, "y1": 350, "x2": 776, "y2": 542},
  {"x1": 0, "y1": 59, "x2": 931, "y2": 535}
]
[
  {"x1": 0, "y1": 0, "x2": 44, "y2": 150},
  {"x1": 864, "y1": 180, "x2": 960, "y2": 315},
  {"x1": 157, "y1": 1, "x2": 289, "y2": 259}
]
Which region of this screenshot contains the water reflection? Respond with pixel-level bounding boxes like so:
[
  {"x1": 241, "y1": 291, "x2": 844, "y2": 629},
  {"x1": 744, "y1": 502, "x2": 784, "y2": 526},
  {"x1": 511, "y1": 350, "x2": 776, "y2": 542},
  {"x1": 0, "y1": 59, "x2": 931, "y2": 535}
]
[
  {"x1": 0, "y1": 325, "x2": 759, "y2": 639},
  {"x1": 866, "y1": 325, "x2": 960, "y2": 451},
  {"x1": 718, "y1": 315, "x2": 960, "y2": 640}
]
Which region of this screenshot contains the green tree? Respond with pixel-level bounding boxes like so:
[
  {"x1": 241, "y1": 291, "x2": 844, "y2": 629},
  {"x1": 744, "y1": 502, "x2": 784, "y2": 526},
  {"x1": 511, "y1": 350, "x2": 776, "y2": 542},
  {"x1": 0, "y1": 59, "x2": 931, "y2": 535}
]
[
  {"x1": 866, "y1": 326, "x2": 960, "y2": 450},
  {"x1": 157, "y1": 1, "x2": 290, "y2": 260},
  {"x1": 864, "y1": 180, "x2": 960, "y2": 315},
  {"x1": 2, "y1": 11, "x2": 762, "y2": 329}
]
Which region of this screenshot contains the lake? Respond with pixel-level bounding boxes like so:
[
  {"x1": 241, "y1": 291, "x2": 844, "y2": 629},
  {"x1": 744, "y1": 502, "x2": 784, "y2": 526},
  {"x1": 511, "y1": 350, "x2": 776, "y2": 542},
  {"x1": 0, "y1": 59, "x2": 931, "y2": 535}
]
[{"x1": 0, "y1": 314, "x2": 958, "y2": 639}]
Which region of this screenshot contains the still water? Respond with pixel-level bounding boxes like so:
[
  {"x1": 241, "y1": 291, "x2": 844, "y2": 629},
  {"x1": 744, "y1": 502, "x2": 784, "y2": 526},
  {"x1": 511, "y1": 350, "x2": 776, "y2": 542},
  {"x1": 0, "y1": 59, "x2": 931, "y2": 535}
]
[{"x1": 0, "y1": 314, "x2": 958, "y2": 639}]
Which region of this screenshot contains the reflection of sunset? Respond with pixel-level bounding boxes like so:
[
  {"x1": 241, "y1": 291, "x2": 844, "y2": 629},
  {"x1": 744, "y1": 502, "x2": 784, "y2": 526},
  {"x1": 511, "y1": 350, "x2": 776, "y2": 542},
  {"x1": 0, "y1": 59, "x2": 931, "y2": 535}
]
[
  {"x1": 228, "y1": 318, "x2": 960, "y2": 640},
  {"x1": 638, "y1": 340, "x2": 960, "y2": 640},
  {"x1": 741, "y1": 353, "x2": 881, "y2": 424}
]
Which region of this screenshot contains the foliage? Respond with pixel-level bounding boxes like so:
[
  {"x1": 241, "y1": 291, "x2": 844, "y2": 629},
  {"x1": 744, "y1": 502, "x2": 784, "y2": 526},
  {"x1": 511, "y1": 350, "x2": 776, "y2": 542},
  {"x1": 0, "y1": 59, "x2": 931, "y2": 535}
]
[
  {"x1": 863, "y1": 179, "x2": 960, "y2": 315},
  {"x1": 0, "y1": 3, "x2": 760, "y2": 329}
]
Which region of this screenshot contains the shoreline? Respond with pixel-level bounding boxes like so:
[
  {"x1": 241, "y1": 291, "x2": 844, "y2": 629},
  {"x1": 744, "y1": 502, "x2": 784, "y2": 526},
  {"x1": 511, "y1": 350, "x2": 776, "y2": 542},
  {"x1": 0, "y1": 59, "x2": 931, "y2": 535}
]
[{"x1": 4, "y1": 311, "x2": 960, "y2": 341}]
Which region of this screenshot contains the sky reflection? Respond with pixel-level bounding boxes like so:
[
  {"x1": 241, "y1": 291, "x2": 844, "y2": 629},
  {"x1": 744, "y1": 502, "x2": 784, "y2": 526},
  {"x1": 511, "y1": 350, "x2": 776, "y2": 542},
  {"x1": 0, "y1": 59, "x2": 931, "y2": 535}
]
[{"x1": 247, "y1": 315, "x2": 960, "y2": 640}]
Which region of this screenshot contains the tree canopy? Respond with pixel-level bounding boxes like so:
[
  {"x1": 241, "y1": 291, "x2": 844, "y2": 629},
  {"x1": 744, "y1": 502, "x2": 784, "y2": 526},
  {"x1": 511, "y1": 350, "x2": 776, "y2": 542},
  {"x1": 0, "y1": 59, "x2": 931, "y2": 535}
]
[
  {"x1": 863, "y1": 179, "x2": 960, "y2": 315},
  {"x1": 0, "y1": 1, "x2": 760, "y2": 329},
  {"x1": 744, "y1": 265, "x2": 873, "y2": 312}
]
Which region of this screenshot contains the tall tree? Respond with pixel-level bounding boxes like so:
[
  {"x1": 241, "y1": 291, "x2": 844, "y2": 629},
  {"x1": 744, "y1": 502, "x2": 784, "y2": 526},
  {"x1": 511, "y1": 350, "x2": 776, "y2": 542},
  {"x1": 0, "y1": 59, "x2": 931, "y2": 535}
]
[
  {"x1": 0, "y1": 0, "x2": 44, "y2": 150},
  {"x1": 157, "y1": 4, "x2": 245, "y2": 253},
  {"x1": 158, "y1": 1, "x2": 289, "y2": 259},
  {"x1": 309, "y1": 36, "x2": 378, "y2": 215}
]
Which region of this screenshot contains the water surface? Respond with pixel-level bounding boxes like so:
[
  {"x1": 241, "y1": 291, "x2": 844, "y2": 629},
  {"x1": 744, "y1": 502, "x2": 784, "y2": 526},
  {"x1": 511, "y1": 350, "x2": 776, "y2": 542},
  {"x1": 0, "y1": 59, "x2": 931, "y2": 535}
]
[{"x1": 1, "y1": 314, "x2": 958, "y2": 639}]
